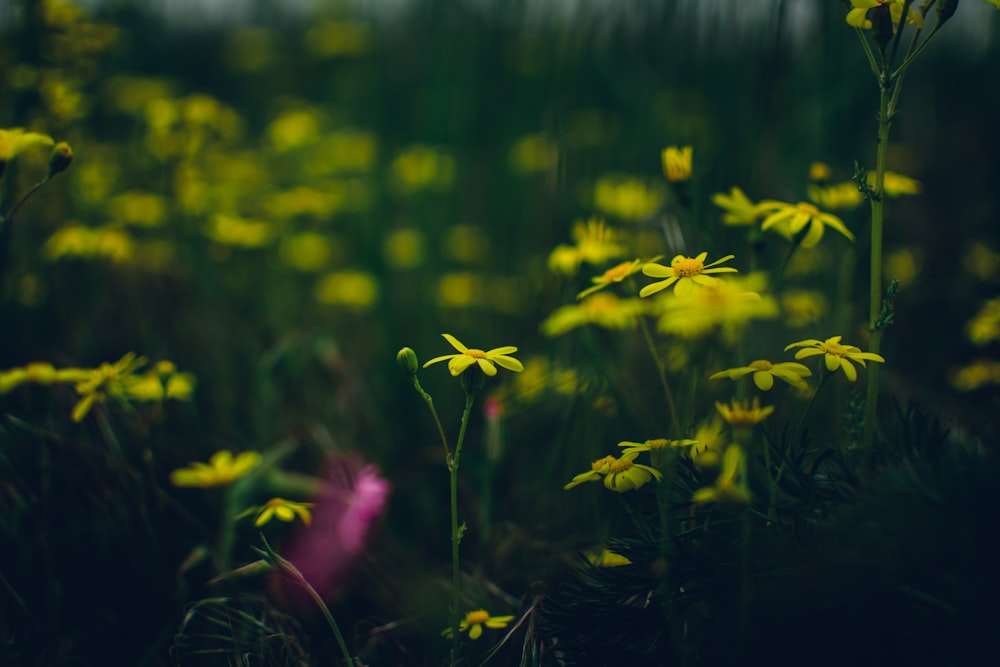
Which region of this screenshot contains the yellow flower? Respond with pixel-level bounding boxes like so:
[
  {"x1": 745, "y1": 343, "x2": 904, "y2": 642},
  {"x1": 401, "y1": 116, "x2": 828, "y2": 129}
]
[
  {"x1": 984, "y1": 0, "x2": 1000, "y2": 9},
  {"x1": 711, "y1": 186, "x2": 760, "y2": 226},
  {"x1": 541, "y1": 293, "x2": 647, "y2": 337},
  {"x1": 442, "y1": 609, "x2": 515, "y2": 640},
  {"x1": 654, "y1": 273, "x2": 778, "y2": 339},
  {"x1": 548, "y1": 218, "x2": 626, "y2": 275},
  {"x1": 423, "y1": 333, "x2": 524, "y2": 377},
  {"x1": 809, "y1": 161, "x2": 831, "y2": 182},
  {"x1": 639, "y1": 252, "x2": 738, "y2": 297},
  {"x1": 617, "y1": 438, "x2": 698, "y2": 456},
  {"x1": 870, "y1": 170, "x2": 922, "y2": 197},
  {"x1": 577, "y1": 257, "x2": 659, "y2": 299},
  {"x1": 689, "y1": 418, "x2": 727, "y2": 469},
  {"x1": 847, "y1": 0, "x2": 924, "y2": 30},
  {"x1": 586, "y1": 548, "x2": 631, "y2": 567},
  {"x1": 593, "y1": 175, "x2": 665, "y2": 221},
  {"x1": 170, "y1": 450, "x2": 262, "y2": 487},
  {"x1": 603, "y1": 451, "x2": 663, "y2": 492},
  {"x1": 785, "y1": 335, "x2": 885, "y2": 382},
  {"x1": 564, "y1": 455, "x2": 616, "y2": 490},
  {"x1": 710, "y1": 360, "x2": 812, "y2": 391},
  {"x1": 0, "y1": 127, "x2": 55, "y2": 161},
  {"x1": 662, "y1": 145, "x2": 693, "y2": 182},
  {"x1": 715, "y1": 398, "x2": 775, "y2": 427},
  {"x1": 807, "y1": 182, "x2": 864, "y2": 211},
  {"x1": 781, "y1": 290, "x2": 828, "y2": 328},
  {"x1": 758, "y1": 200, "x2": 854, "y2": 248},
  {"x1": 252, "y1": 498, "x2": 315, "y2": 527},
  {"x1": 692, "y1": 444, "x2": 750, "y2": 505},
  {"x1": 70, "y1": 353, "x2": 148, "y2": 422}
]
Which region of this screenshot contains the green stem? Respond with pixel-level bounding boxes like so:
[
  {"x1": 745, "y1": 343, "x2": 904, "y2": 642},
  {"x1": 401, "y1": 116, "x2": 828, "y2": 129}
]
[
  {"x1": 412, "y1": 376, "x2": 452, "y2": 459},
  {"x1": 638, "y1": 315, "x2": 679, "y2": 431},
  {"x1": 0, "y1": 176, "x2": 50, "y2": 229},
  {"x1": 795, "y1": 370, "x2": 830, "y2": 445},
  {"x1": 448, "y1": 389, "x2": 476, "y2": 663}
]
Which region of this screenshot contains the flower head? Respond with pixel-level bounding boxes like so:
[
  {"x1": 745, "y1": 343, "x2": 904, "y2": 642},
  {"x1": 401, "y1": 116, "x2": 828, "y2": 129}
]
[
  {"x1": 170, "y1": 449, "x2": 262, "y2": 487},
  {"x1": 639, "y1": 252, "x2": 738, "y2": 297},
  {"x1": 654, "y1": 273, "x2": 778, "y2": 339},
  {"x1": 711, "y1": 186, "x2": 760, "y2": 226},
  {"x1": 0, "y1": 128, "x2": 55, "y2": 162},
  {"x1": 251, "y1": 498, "x2": 315, "y2": 527},
  {"x1": 710, "y1": 359, "x2": 812, "y2": 391},
  {"x1": 846, "y1": 0, "x2": 924, "y2": 30},
  {"x1": 617, "y1": 438, "x2": 698, "y2": 456},
  {"x1": 586, "y1": 548, "x2": 632, "y2": 567},
  {"x1": 542, "y1": 293, "x2": 647, "y2": 337},
  {"x1": 715, "y1": 397, "x2": 774, "y2": 428},
  {"x1": 785, "y1": 336, "x2": 885, "y2": 382},
  {"x1": 758, "y1": 200, "x2": 854, "y2": 248},
  {"x1": 423, "y1": 333, "x2": 523, "y2": 377},
  {"x1": 564, "y1": 451, "x2": 662, "y2": 492},
  {"x1": 689, "y1": 418, "x2": 727, "y2": 469},
  {"x1": 442, "y1": 609, "x2": 515, "y2": 640},
  {"x1": 692, "y1": 444, "x2": 750, "y2": 505},
  {"x1": 577, "y1": 257, "x2": 656, "y2": 300},
  {"x1": 662, "y1": 145, "x2": 693, "y2": 182},
  {"x1": 548, "y1": 218, "x2": 627, "y2": 275}
]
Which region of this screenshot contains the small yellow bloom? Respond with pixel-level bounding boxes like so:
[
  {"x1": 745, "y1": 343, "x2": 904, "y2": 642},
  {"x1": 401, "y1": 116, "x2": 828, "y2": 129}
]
[
  {"x1": 603, "y1": 451, "x2": 664, "y2": 492},
  {"x1": 0, "y1": 127, "x2": 55, "y2": 161},
  {"x1": 785, "y1": 336, "x2": 885, "y2": 382},
  {"x1": 252, "y1": 498, "x2": 315, "y2": 527},
  {"x1": 548, "y1": 218, "x2": 626, "y2": 275},
  {"x1": 577, "y1": 258, "x2": 652, "y2": 299},
  {"x1": 442, "y1": 609, "x2": 515, "y2": 640},
  {"x1": 617, "y1": 438, "x2": 698, "y2": 456},
  {"x1": 871, "y1": 170, "x2": 922, "y2": 197},
  {"x1": 586, "y1": 548, "x2": 631, "y2": 567},
  {"x1": 564, "y1": 455, "x2": 616, "y2": 490},
  {"x1": 692, "y1": 444, "x2": 750, "y2": 505},
  {"x1": 689, "y1": 418, "x2": 727, "y2": 469},
  {"x1": 170, "y1": 450, "x2": 262, "y2": 487},
  {"x1": 710, "y1": 359, "x2": 812, "y2": 391},
  {"x1": 758, "y1": 200, "x2": 854, "y2": 248},
  {"x1": 711, "y1": 186, "x2": 759, "y2": 226},
  {"x1": 592, "y1": 175, "x2": 665, "y2": 221},
  {"x1": 782, "y1": 290, "x2": 828, "y2": 328},
  {"x1": 423, "y1": 333, "x2": 524, "y2": 377},
  {"x1": 807, "y1": 182, "x2": 864, "y2": 211},
  {"x1": 715, "y1": 398, "x2": 774, "y2": 428},
  {"x1": 662, "y1": 145, "x2": 693, "y2": 182},
  {"x1": 654, "y1": 273, "x2": 778, "y2": 339},
  {"x1": 639, "y1": 252, "x2": 738, "y2": 297},
  {"x1": 541, "y1": 293, "x2": 647, "y2": 337},
  {"x1": 809, "y1": 162, "x2": 831, "y2": 182}
]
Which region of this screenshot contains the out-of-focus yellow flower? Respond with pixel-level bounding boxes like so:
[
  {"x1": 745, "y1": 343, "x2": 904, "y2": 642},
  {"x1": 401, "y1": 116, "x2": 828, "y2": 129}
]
[
  {"x1": 966, "y1": 297, "x2": 1000, "y2": 346},
  {"x1": 252, "y1": 498, "x2": 315, "y2": 527},
  {"x1": 586, "y1": 548, "x2": 631, "y2": 567},
  {"x1": 390, "y1": 145, "x2": 455, "y2": 194},
  {"x1": 785, "y1": 336, "x2": 885, "y2": 382},
  {"x1": 436, "y1": 272, "x2": 484, "y2": 308},
  {"x1": 577, "y1": 258, "x2": 652, "y2": 299},
  {"x1": 807, "y1": 182, "x2": 864, "y2": 211},
  {"x1": 170, "y1": 450, "x2": 262, "y2": 488},
  {"x1": 442, "y1": 225, "x2": 489, "y2": 264},
  {"x1": 950, "y1": 359, "x2": 1000, "y2": 391},
  {"x1": 509, "y1": 133, "x2": 559, "y2": 173},
  {"x1": 70, "y1": 353, "x2": 146, "y2": 422},
  {"x1": 983, "y1": 0, "x2": 1000, "y2": 10},
  {"x1": 692, "y1": 444, "x2": 750, "y2": 505},
  {"x1": 309, "y1": 130, "x2": 378, "y2": 175},
  {"x1": 592, "y1": 175, "x2": 665, "y2": 221},
  {"x1": 548, "y1": 218, "x2": 627, "y2": 275},
  {"x1": 280, "y1": 232, "x2": 337, "y2": 271},
  {"x1": 45, "y1": 225, "x2": 135, "y2": 264},
  {"x1": 314, "y1": 270, "x2": 379, "y2": 308},
  {"x1": 655, "y1": 273, "x2": 778, "y2": 339},
  {"x1": 711, "y1": 186, "x2": 759, "y2": 226},
  {"x1": 809, "y1": 162, "x2": 831, "y2": 182},
  {"x1": 870, "y1": 170, "x2": 921, "y2": 196},
  {"x1": 846, "y1": 0, "x2": 923, "y2": 30},
  {"x1": 964, "y1": 242, "x2": 1000, "y2": 282},
  {"x1": 710, "y1": 360, "x2": 812, "y2": 391},
  {"x1": 205, "y1": 214, "x2": 274, "y2": 248},
  {"x1": 223, "y1": 27, "x2": 275, "y2": 72},
  {"x1": 0, "y1": 128, "x2": 54, "y2": 163},
  {"x1": 617, "y1": 438, "x2": 698, "y2": 456},
  {"x1": 107, "y1": 191, "x2": 167, "y2": 227},
  {"x1": 661, "y1": 145, "x2": 692, "y2": 182},
  {"x1": 689, "y1": 418, "x2": 727, "y2": 469},
  {"x1": 758, "y1": 200, "x2": 854, "y2": 248},
  {"x1": 442, "y1": 610, "x2": 515, "y2": 640},
  {"x1": 267, "y1": 109, "x2": 321, "y2": 152},
  {"x1": 423, "y1": 333, "x2": 523, "y2": 377},
  {"x1": 304, "y1": 20, "x2": 373, "y2": 57},
  {"x1": 781, "y1": 290, "x2": 828, "y2": 328},
  {"x1": 383, "y1": 228, "x2": 426, "y2": 269},
  {"x1": 884, "y1": 247, "x2": 921, "y2": 287},
  {"x1": 640, "y1": 252, "x2": 738, "y2": 297},
  {"x1": 715, "y1": 397, "x2": 775, "y2": 427},
  {"x1": 541, "y1": 293, "x2": 647, "y2": 337}
]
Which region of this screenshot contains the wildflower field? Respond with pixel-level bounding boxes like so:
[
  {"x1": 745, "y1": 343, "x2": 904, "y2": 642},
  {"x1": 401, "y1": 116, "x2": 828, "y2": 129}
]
[{"x1": 3, "y1": 0, "x2": 1000, "y2": 665}]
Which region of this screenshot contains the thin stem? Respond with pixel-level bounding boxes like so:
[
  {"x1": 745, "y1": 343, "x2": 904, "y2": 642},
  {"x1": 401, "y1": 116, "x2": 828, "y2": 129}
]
[
  {"x1": 795, "y1": 370, "x2": 830, "y2": 444},
  {"x1": 412, "y1": 377, "x2": 452, "y2": 459},
  {"x1": 637, "y1": 315, "x2": 679, "y2": 431},
  {"x1": 448, "y1": 389, "x2": 476, "y2": 663},
  {"x1": 0, "y1": 176, "x2": 50, "y2": 228},
  {"x1": 854, "y1": 27, "x2": 881, "y2": 77}
]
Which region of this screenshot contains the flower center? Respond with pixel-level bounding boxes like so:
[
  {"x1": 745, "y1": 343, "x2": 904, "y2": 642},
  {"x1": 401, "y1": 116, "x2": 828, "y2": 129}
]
[
  {"x1": 603, "y1": 261, "x2": 634, "y2": 282},
  {"x1": 585, "y1": 293, "x2": 619, "y2": 315},
  {"x1": 644, "y1": 438, "x2": 669, "y2": 449},
  {"x1": 466, "y1": 610, "x2": 490, "y2": 624},
  {"x1": 796, "y1": 202, "x2": 820, "y2": 216},
  {"x1": 749, "y1": 360, "x2": 773, "y2": 371},
  {"x1": 671, "y1": 256, "x2": 704, "y2": 277},
  {"x1": 465, "y1": 348, "x2": 487, "y2": 359},
  {"x1": 607, "y1": 458, "x2": 634, "y2": 474},
  {"x1": 818, "y1": 341, "x2": 850, "y2": 357},
  {"x1": 591, "y1": 455, "x2": 616, "y2": 472}
]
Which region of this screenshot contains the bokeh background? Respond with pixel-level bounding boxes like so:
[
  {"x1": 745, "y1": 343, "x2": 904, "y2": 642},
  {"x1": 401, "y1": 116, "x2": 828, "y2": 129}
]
[{"x1": 2, "y1": 0, "x2": 999, "y2": 664}]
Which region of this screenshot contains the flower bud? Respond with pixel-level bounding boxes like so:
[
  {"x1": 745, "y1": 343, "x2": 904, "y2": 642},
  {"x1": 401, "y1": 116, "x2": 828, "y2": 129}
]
[
  {"x1": 48, "y1": 141, "x2": 73, "y2": 177},
  {"x1": 937, "y1": 0, "x2": 959, "y2": 26},
  {"x1": 396, "y1": 346, "x2": 419, "y2": 375},
  {"x1": 871, "y1": 4, "x2": 893, "y2": 54}
]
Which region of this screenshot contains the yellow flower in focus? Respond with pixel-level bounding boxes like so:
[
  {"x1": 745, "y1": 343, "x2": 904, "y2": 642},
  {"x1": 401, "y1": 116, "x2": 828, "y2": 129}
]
[
  {"x1": 715, "y1": 397, "x2": 775, "y2": 428},
  {"x1": 710, "y1": 360, "x2": 812, "y2": 391},
  {"x1": 590, "y1": 451, "x2": 663, "y2": 492},
  {"x1": 442, "y1": 609, "x2": 515, "y2": 640},
  {"x1": 0, "y1": 127, "x2": 55, "y2": 161},
  {"x1": 711, "y1": 186, "x2": 760, "y2": 226},
  {"x1": 758, "y1": 200, "x2": 854, "y2": 248},
  {"x1": 170, "y1": 450, "x2": 262, "y2": 488},
  {"x1": 692, "y1": 445, "x2": 750, "y2": 505},
  {"x1": 785, "y1": 336, "x2": 885, "y2": 382},
  {"x1": 639, "y1": 252, "x2": 737, "y2": 297},
  {"x1": 423, "y1": 333, "x2": 524, "y2": 377},
  {"x1": 541, "y1": 293, "x2": 647, "y2": 337},
  {"x1": 846, "y1": 0, "x2": 924, "y2": 30},
  {"x1": 661, "y1": 145, "x2": 692, "y2": 182},
  {"x1": 577, "y1": 258, "x2": 654, "y2": 299},
  {"x1": 252, "y1": 498, "x2": 315, "y2": 527},
  {"x1": 655, "y1": 274, "x2": 778, "y2": 339}
]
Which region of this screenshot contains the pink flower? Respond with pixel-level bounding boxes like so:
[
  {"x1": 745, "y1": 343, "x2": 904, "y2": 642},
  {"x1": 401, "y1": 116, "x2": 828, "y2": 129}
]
[{"x1": 272, "y1": 456, "x2": 391, "y2": 609}]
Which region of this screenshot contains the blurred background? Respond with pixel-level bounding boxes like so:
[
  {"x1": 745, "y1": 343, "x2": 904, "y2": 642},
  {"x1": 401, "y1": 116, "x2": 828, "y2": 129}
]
[{"x1": 1, "y1": 0, "x2": 999, "y2": 664}]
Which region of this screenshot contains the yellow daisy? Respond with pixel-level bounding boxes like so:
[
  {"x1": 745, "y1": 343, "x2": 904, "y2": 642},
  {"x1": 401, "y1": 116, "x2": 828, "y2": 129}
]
[
  {"x1": 757, "y1": 200, "x2": 854, "y2": 248},
  {"x1": 423, "y1": 333, "x2": 523, "y2": 377},
  {"x1": 442, "y1": 609, "x2": 515, "y2": 640},
  {"x1": 785, "y1": 335, "x2": 885, "y2": 382},
  {"x1": 709, "y1": 359, "x2": 812, "y2": 391},
  {"x1": 639, "y1": 252, "x2": 737, "y2": 297}
]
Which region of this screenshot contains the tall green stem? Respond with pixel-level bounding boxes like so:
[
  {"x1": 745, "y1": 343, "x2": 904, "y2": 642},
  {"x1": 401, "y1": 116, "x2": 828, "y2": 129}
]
[
  {"x1": 637, "y1": 315, "x2": 679, "y2": 431},
  {"x1": 448, "y1": 390, "x2": 476, "y2": 663}
]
